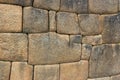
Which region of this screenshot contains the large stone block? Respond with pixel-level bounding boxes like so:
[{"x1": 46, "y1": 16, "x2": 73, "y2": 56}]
[
  {"x1": 57, "y1": 12, "x2": 79, "y2": 34},
  {"x1": 10, "y1": 62, "x2": 33, "y2": 80},
  {"x1": 34, "y1": 65, "x2": 59, "y2": 80},
  {"x1": 0, "y1": 4, "x2": 22, "y2": 32},
  {"x1": 23, "y1": 7, "x2": 48, "y2": 33},
  {"x1": 89, "y1": 44, "x2": 120, "y2": 78},
  {"x1": 78, "y1": 14, "x2": 102, "y2": 35},
  {"x1": 0, "y1": 0, "x2": 32, "y2": 6},
  {"x1": 29, "y1": 32, "x2": 81, "y2": 65},
  {"x1": 0, "y1": 33, "x2": 27, "y2": 61},
  {"x1": 0, "y1": 61, "x2": 11, "y2": 80},
  {"x1": 33, "y1": 0, "x2": 60, "y2": 11},
  {"x1": 60, "y1": 60, "x2": 88, "y2": 80},
  {"x1": 89, "y1": 0, "x2": 118, "y2": 14},
  {"x1": 102, "y1": 14, "x2": 120, "y2": 43},
  {"x1": 60, "y1": 0, "x2": 88, "y2": 13}
]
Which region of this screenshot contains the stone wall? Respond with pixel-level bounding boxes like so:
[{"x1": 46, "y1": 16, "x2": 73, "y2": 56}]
[{"x1": 0, "y1": 0, "x2": 120, "y2": 80}]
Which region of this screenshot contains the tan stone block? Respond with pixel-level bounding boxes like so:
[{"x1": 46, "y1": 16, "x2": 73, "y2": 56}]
[
  {"x1": 23, "y1": 7, "x2": 48, "y2": 33},
  {"x1": 0, "y1": 33, "x2": 27, "y2": 61},
  {"x1": 34, "y1": 65, "x2": 59, "y2": 80},
  {"x1": 88, "y1": 77, "x2": 111, "y2": 80},
  {"x1": 0, "y1": 0, "x2": 32, "y2": 6},
  {"x1": 0, "y1": 4, "x2": 22, "y2": 32},
  {"x1": 0, "y1": 61, "x2": 11, "y2": 80},
  {"x1": 78, "y1": 14, "x2": 102, "y2": 35},
  {"x1": 57, "y1": 12, "x2": 79, "y2": 34},
  {"x1": 29, "y1": 32, "x2": 81, "y2": 65},
  {"x1": 89, "y1": 0, "x2": 118, "y2": 14},
  {"x1": 82, "y1": 35, "x2": 102, "y2": 45},
  {"x1": 111, "y1": 75, "x2": 120, "y2": 80},
  {"x1": 10, "y1": 62, "x2": 33, "y2": 80},
  {"x1": 60, "y1": 60, "x2": 88, "y2": 80},
  {"x1": 49, "y1": 11, "x2": 56, "y2": 32}
]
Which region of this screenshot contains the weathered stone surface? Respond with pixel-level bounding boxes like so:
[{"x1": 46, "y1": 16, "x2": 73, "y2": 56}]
[
  {"x1": 88, "y1": 77, "x2": 111, "y2": 80},
  {"x1": 60, "y1": 60, "x2": 88, "y2": 80},
  {"x1": 10, "y1": 62, "x2": 33, "y2": 80},
  {"x1": 102, "y1": 14, "x2": 120, "y2": 43},
  {"x1": 82, "y1": 35, "x2": 102, "y2": 45},
  {"x1": 60, "y1": 0, "x2": 88, "y2": 13},
  {"x1": 34, "y1": 65, "x2": 59, "y2": 80},
  {"x1": 0, "y1": 4, "x2": 22, "y2": 32},
  {"x1": 0, "y1": 0, "x2": 32, "y2": 6},
  {"x1": 70, "y1": 35, "x2": 82, "y2": 44},
  {"x1": 111, "y1": 75, "x2": 120, "y2": 80},
  {"x1": 89, "y1": 44, "x2": 120, "y2": 78},
  {"x1": 57, "y1": 12, "x2": 79, "y2": 34},
  {"x1": 0, "y1": 33, "x2": 27, "y2": 61},
  {"x1": 81, "y1": 44, "x2": 92, "y2": 60},
  {"x1": 0, "y1": 61, "x2": 10, "y2": 80},
  {"x1": 49, "y1": 11, "x2": 56, "y2": 32},
  {"x1": 23, "y1": 7, "x2": 48, "y2": 33},
  {"x1": 89, "y1": 0, "x2": 118, "y2": 14},
  {"x1": 78, "y1": 14, "x2": 102, "y2": 35},
  {"x1": 29, "y1": 32, "x2": 81, "y2": 65},
  {"x1": 33, "y1": 0, "x2": 60, "y2": 11}
]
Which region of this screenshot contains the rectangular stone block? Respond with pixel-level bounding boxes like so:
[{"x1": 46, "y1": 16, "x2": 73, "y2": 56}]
[
  {"x1": 89, "y1": 0, "x2": 118, "y2": 14},
  {"x1": 60, "y1": 60, "x2": 88, "y2": 80},
  {"x1": 28, "y1": 32, "x2": 81, "y2": 65},
  {"x1": 0, "y1": 4, "x2": 22, "y2": 32},
  {"x1": 23, "y1": 7, "x2": 48, "y2": 33},
  {"x1": 33, "y1": 0, "x2": 60, "y2": 11},
  {"x1": 0, "y1": 0, "x2": 32, "y2": 6},
  {"x1": 10, "y1": 62, "x2": 33, "y2": 80},
  {"x1": 70, "y1": 35, "x2": 82, "y2": 45},
  {"x1": 0, "y1": 61, "x2": 11, "y2": 80},
  {"x1": 0, "y1": 33, "x2": 27, "y2": 61},
  {"x1": 78, "y1": 14, "x2": 102, "y2": 35},
  {"x1": 34, "y1": 65, "x2": 59, "y2": 80},
  {"x1": 60, "y1": 0, "x2": 88, "y2": 13},
  {"x1": 57, "y1": 12, "x2": 79, "y2": 34}
]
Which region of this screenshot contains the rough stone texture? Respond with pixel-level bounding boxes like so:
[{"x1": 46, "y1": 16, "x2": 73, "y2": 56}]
[
  {"x1": 111, "y1": 75, "x2": 120, "y2": 80},
  {"x1": 49, "y1": 11, "x2": 56, "y2": 32},
  {"x1": 0, "y1": 4, "x2": 22, "y2": 32},
  {"x1": 89, "y1": 44, "x2": 120, "y2": 78},
  {"x1": 33, "y1": 0, "x2": 60, "y2": 11},
  {"x1": 78, "y1": 14, "x2": 102, "y2": 35},
  {"x1": 0, "y1": 61, "x2": 11, "y2": 80},
  {"x1": 88, "y1": 77, "x2": 111, "y2": 80},
  {"x1": 70, "y1": 35, "x2": 82, "y2": 44},
  {"x1": 29, "y1": 32, "x2": 81, "y2": 65},
  {"x1": 23, "y1": 7, "x2": 48, "y2": 33},
  {"x1": 89, "y1": 0, "x2": 118, "y2": 14},
  {"x1": 81, "y1": 44, "x2": 92, "y2": 60},
  {"x1": 0, "y1": 33, "x2": 27, "y2": 61},
  {"x1": 0, "y1": 0, "x2": 32, "y2": 6},
  {"x1": 82, "y1": 35, "x2": 102, "y2": 45},
  {"x1": 57, "y1": 12, "x2": 79, "y2": 34},
  {"x1": 10, "y1": 62, "x2": 33, "y2": 80},
  {"x1": 102, "y1": 14, "x2": 120, "y2": 43},
  {"x1": 34, "y1": 65, "x2": 59, "y2": 80},
  {"x1": 60, "y1": 60, "x2": 88, "y2": 80},
  {"x1": 60, "y1": 0, "x2": 88, "y2": 13}
]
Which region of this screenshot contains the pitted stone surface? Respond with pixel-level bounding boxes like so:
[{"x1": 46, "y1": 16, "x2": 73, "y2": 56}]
[
  {"x1": 29, "y1": 32, "x2": 81, "y2": 65},
  {"x1": 78, "y1": 14, "x2": 101, "y2": 35},
  {"x1": 34, "y1": 65, "x2": 59, "y2": 80},
  {"x1": 33, "y1": 0, "x2": 60, "y2": 11},
  {"x1": 10, "y1": 62, "x2": 33, "y2": 80},
  {"x1": 57, "y1": 12, "x2": 79, "y2": 34},
  {"x1": 89, "y1": 0, "x2": 118, "y2": 14},
  {"x1": 0, "y1": 33, "x2": 27, "y2": 61},
  {"x1": 102, "y1": 14, "x2": 120, "y2": 43},
  {"x1": 23, "y1": 7, "x2": 48, "y2": 33},
  {"x1": 0, "y1": 4, "x2": 22, "y2": 32},
  {"x1": 60, "y1": 60, "x2": 88, "y2": 80},
  {"x1": 60, "y1": 0, "x2": 88, "y2": 13},
  {"x1": 89, "y1": 44, "x2": 120, "y2": 78}
]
